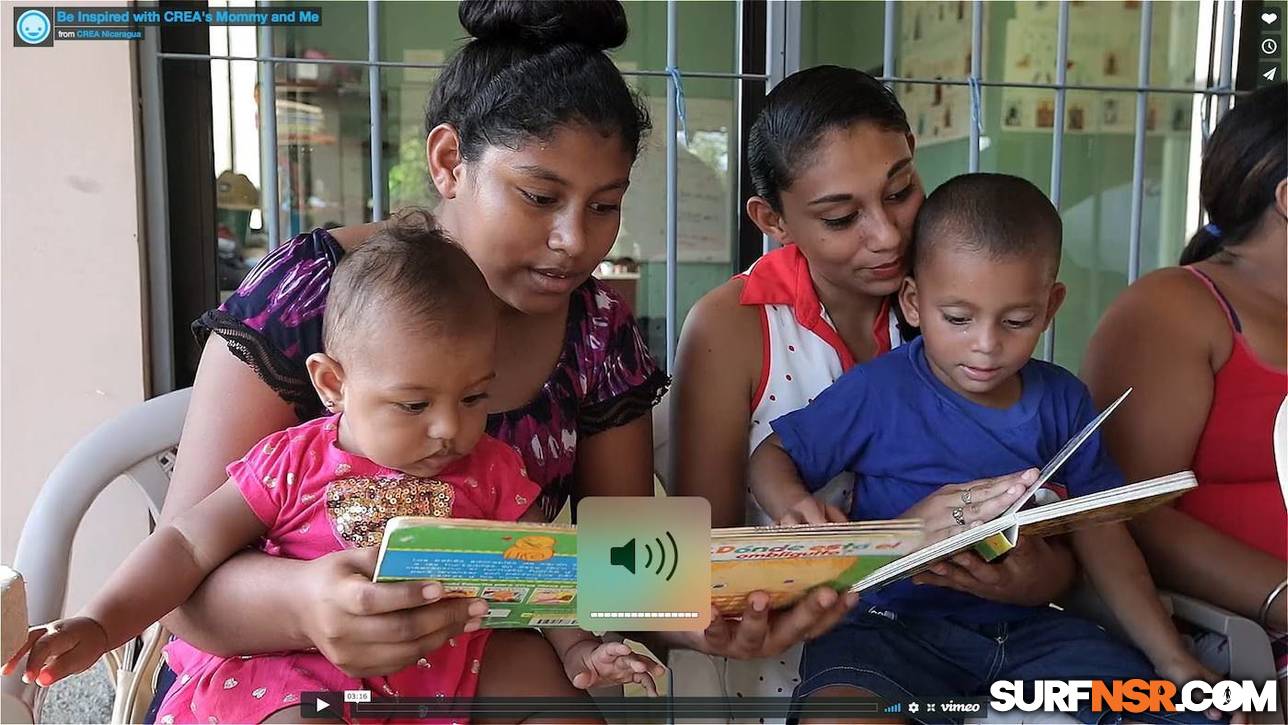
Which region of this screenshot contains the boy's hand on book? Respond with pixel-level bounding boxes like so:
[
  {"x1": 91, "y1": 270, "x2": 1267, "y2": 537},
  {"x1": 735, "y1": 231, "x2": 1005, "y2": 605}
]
[
  {"x1": 910, "y1": 535, "x2": 1076, "y2": 606},
  {"x1": 1, "y1": 617, "x2": 109, "y2": 687},
  {"x1": 777, "y1": 497, "x2": 848, "y2": 526},
  {"x1": 562, "y1": 639, "x2": 665, "y2": 696},
  {"x1": 903, "y1": 469, "x2": 1037, "y2": 544}
]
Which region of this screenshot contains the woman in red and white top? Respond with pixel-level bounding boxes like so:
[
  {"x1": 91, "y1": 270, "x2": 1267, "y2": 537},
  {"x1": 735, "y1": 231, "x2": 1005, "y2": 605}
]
[{"x1": 671, "y1": 66, "x2": 1078, "y2": 708}]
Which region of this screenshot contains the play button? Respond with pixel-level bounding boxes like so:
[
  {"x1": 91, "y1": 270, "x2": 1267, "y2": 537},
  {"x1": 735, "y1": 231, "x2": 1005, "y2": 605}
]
[{"x1": 301, "y1": 692, "x2": 344, "y2": 719}]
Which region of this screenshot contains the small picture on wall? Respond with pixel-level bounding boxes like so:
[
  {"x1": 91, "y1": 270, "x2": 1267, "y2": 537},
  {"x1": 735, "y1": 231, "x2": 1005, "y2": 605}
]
[
  {"x1": 1036, "y1": 99, "x2": 1056, "y2": 128},
  {"x1": 1005, "y1": 103, "x2": 1023, "y2": 127},
  {"x1": 1068, "y1": 105, "x2": 1086, "y2": 131}
]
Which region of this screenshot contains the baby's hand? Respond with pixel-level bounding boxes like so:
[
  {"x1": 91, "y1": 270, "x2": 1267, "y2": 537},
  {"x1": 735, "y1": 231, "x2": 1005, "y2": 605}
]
[
  {"x1": 777, "y1": 497, "x2": 847, "y2": 526},
  {"x1": 2, "y1": 618, "x2": 110, "y2": 687},
  {"x1": 562, "y1": 639, "x2": 666, "y2": 697}
]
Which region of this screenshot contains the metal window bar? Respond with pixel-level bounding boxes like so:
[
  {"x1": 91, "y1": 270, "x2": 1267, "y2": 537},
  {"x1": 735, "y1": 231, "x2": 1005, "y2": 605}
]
[
  {"x1": 159, "y1": 52, "x2": 771, "y2": 80},
  {"x1": 969, "y1": 0, "x2": 983, "y2": 172},
  {"x1": 1128, "y1": 1, "x2": 1155, "y2": 284},
  {"x1": 666, "y1": 0, "x2": 679, "y2": 370},
  {"x1": 883, "y1": 0, "x2": 896, "y2": 88},
  {"x1": 1045, "y1": 0, "x2": 1072, "y2": 362},
  {"x1": 368, "y1": 0, "x2": 383, "y2": 222},
  {"x1": 256, "y1": 23, "x2": 279, "y2": 250},
  {"x1": 1216, "y1": 0, "x2": 1237, "y2": 120}
]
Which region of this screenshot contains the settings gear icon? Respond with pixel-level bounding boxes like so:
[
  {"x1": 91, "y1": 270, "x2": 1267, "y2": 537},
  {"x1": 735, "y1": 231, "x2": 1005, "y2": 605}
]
[{"x1": 908, "y1": 703, "x2": 921, "y2": 714}]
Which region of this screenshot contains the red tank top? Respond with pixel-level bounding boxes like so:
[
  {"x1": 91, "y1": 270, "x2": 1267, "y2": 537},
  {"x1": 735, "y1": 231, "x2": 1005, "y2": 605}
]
[{"x1": 1175, "y1": 266, "x2": 1287, "y2": 560}]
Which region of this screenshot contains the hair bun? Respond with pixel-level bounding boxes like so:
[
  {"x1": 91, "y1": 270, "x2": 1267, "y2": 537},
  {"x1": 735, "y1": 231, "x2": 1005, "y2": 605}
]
[{"x1": 459, "y1": 0, "x2": 627, "y2": 51}]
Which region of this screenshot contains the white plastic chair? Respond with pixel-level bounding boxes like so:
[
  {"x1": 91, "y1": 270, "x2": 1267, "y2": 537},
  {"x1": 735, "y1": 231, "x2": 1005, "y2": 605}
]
[{"x1": 1, "y1": 388, "x2": 192, "y2": 724}]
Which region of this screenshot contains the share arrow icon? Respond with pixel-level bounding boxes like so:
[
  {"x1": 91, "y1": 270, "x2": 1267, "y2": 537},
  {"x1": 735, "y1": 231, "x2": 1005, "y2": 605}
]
[{"x1": 1264, "y1": 67, "x2": 1278, "y2": 81}]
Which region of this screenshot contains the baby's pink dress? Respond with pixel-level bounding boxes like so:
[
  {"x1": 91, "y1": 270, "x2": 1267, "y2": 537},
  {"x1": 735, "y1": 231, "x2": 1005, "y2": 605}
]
[{"x1": 156, "y1": 414, "x2": 540, "y2": 724}]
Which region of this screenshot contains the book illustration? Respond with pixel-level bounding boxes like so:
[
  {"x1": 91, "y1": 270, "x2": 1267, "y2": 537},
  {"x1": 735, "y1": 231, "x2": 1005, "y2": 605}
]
[
  {"x1": 504, "y1": 535, "x2": 557, "y2": 561},
  {"x1": 374, "y1": 518, "x2": 577, "y2": 628},
  {"x1": 709, "y1": 527, "x2": 922, "y2": 616}
]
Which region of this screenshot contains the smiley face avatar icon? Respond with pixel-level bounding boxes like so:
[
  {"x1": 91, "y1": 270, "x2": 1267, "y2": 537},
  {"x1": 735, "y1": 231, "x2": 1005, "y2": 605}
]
[{"x1": 16, "y1": 10, "x2": 53, "y2": 45}]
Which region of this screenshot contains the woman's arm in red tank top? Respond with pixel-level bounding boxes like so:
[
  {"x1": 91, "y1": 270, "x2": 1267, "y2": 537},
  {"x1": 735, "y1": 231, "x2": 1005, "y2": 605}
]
[{"x1": 1083, "y1": 268, "x2": 1286, "y2": 631}]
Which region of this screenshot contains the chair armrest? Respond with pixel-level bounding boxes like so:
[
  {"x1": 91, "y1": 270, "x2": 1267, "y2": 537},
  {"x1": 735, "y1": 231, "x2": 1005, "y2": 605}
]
[{"x1": 1164, "y1": 592, "x2": 1277, "y2": 684}]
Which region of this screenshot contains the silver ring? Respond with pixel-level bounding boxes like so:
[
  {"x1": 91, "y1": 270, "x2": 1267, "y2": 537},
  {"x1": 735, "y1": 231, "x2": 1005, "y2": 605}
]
[
  {"x1": 961, "y1": 488, "x2": 974, "y2": 505},
  {"x1": 951, "y1": 506, "x2": 967, "y2": 526}
]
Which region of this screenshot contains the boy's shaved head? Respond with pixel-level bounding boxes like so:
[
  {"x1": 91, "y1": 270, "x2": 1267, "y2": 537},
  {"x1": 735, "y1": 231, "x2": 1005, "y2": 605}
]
[{"x1": 912, "y1": 173, "x2": 1062, "y2": 277}]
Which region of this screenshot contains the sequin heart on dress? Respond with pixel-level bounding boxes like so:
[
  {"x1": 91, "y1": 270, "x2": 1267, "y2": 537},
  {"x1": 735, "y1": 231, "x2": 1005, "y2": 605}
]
[{"x1": 325, "y1": 475, "x2": 454, "y2": 548}]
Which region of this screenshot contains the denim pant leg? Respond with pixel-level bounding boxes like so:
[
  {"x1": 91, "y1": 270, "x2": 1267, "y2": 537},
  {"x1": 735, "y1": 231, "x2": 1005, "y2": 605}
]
[
  {"x1": 794, "y1": 609, "x2": 1000, "y2": 725},
  {"x1": 997, "y1": 609, "x2": 1226, "y2": 725}
]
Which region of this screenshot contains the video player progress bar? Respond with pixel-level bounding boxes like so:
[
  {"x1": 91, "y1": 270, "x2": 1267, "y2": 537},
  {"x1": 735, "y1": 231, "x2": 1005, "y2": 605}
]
[{"x1": 588, "y1": 611, "x2": 701, "y2": 618}]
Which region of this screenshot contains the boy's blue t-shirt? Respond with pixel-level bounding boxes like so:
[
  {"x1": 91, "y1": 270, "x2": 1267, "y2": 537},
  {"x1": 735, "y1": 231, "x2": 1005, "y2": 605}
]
[{"x1": 770, "y1": 335, "x2": 1125, "y2": 624}]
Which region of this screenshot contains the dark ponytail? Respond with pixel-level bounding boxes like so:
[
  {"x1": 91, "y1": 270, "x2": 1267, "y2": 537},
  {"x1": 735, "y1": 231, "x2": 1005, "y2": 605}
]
[
  {"x1": 748, "y1": 66, "x2": 911, "y2": 212},
  {"x1": 1180, "y1": 82, "x2": 1286, "y2": 264},
  {"x1": 425, "y1": 0, "x2": 650, "y2": 162}
]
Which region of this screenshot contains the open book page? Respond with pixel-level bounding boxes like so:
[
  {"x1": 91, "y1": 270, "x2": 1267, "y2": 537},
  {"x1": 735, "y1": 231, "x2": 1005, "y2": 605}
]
[
  {"x1": 1004, "y1": 388, "x2": 1133, "y2": 517},
  {"x1": 710, "y1": 522, "x2": 922, "y2": 615},
  {"x1": 849, "y1": 470, "x2": 1196, "y2": 593},
  {"x1": 1015, "y1": 471, "x2": 1196, "y2": 538},
  {"x1": 850, "y1": 518, "x2": 1010, "y2": 593}
]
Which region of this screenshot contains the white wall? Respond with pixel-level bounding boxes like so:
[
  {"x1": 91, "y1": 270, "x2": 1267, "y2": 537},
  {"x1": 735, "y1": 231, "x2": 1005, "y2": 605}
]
[{"x1": 1, "y1": 14, "x2": 151, "y2": 614}]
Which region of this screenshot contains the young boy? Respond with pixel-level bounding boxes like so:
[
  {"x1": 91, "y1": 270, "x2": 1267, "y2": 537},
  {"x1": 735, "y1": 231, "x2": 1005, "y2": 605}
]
[{"x1": 749, "y1": 173, "x2": 1219, "y2": 724}]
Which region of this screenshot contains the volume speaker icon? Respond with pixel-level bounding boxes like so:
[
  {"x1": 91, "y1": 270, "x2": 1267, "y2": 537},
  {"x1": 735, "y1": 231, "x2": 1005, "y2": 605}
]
[{"x1": 609, "y1": 532, "x2": 680, "y2": 581}]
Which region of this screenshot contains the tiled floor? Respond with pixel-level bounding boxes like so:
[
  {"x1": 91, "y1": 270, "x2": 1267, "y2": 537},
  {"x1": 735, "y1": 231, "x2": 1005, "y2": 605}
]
[{"x1": 41, "y1": 660, "x2": 113, "y2": 723}]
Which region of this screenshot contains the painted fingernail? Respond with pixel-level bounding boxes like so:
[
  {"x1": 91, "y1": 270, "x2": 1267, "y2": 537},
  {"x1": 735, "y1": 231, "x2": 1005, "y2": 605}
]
[
  {"x1": 463, "y1": 620, "x2": 483, "y2": 633},
  {"x1": 21, "y1": 673, "x2": 30, "y2": 685}
]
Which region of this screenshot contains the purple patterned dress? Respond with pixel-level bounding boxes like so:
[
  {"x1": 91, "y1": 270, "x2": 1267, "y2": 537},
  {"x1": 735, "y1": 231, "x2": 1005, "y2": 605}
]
[{"x1": 196, "y1": 228, "x2": 668, "y2": 521}]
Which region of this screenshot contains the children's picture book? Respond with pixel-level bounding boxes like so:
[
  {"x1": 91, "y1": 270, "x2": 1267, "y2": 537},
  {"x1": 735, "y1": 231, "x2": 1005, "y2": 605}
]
[
  {"x1": 373, "y1": 518, "x2": 923, "y2": 627},
  {"x1": 374, "y1": 518, "x2": 580, "y2": 628},
  {"x1": 708, "y1": 521, "x2": 923, "y2": 616},
  {"x1": 850, "y1": 388, "x2": 1200, "y2": 593}
]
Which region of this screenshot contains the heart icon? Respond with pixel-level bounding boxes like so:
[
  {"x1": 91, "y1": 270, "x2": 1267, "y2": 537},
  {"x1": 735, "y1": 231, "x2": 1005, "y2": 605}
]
[{"x1": 1263, "y1": 12, "x2": 1278, "y2": 24}]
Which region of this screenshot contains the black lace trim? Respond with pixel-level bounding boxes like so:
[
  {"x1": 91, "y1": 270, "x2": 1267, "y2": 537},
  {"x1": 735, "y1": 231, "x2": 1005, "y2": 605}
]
[
  {"x1": 578, "y1": 369, "x2": 671, "y2": 437},
  {"x1": 193, "y1": 310, "x2": 322, "y2": 421}
]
